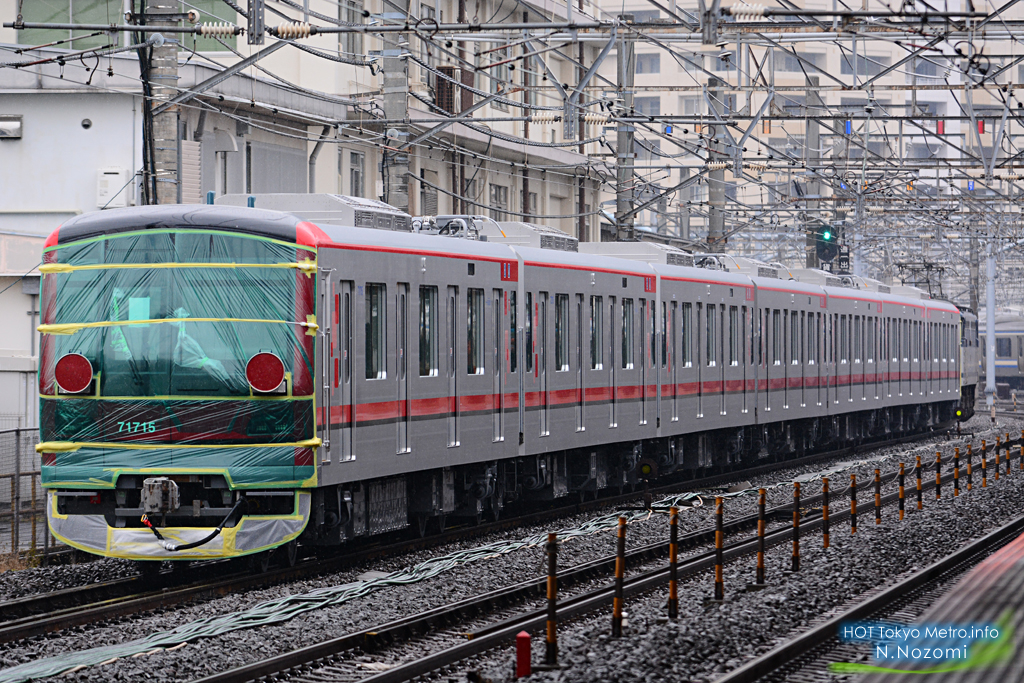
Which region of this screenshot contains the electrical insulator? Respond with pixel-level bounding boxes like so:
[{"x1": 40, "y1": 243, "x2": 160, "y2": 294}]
[
  {"x1": 1003, "y1": 173, "x2": 1022, "y2": 181},
  {"x1": 705, "y1": 161, "x2": 729, "y2": 171},
  {"x1": 275, "y1": 22, "x2": 313, "y2": 39},
  {"x1": 583, "y1": 113, "x2": 611, "y2": 124},
  {"x1": 745, "y1": 162, "x2": 767, "y2": 174},
  {"x1": 867, "y1": 206, "x2": 885, "y2": 213},
  {"x1": 199, "y1": 22, "x2": 237, "y2": 36},
  {"x1": 729, "y1": 3, "x2": 766, "y2": 19},
  {"x1": 531, "y1": 112, "x2": 559, "y2": 124}
]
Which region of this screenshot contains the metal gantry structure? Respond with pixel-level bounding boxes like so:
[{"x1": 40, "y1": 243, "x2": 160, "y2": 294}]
[{"x1": 6, "y1": 0, "x2": 1024, "y2": 404}]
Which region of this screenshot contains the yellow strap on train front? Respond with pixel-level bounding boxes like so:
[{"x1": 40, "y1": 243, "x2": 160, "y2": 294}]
[
  {"x1": 38, "y1": 316, "x2": 319, "y2": 336},
  {"x1": 38, "y1": 261, "x2": 318, "y2": 276},
  {"x1": 35, "y1": 437, "x2": 323, "y2": 454}
]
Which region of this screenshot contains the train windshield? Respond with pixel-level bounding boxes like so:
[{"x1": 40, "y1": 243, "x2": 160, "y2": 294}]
[{"x1": 42, "y1": 231, "x2": 314, "y2": 398}]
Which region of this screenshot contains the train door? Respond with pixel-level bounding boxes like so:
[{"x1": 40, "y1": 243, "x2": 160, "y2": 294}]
[
  {"x1": 493, "y1": 288, "x2": 504, "y2": 442},
  {"x1": 813, "y1": 312, "x2": 822, "y2": 407},
  {"x1": 799, "y1": 311, "x2": 806, "y2": 408},
  {"x1": 741, "y1": 306, "x2": 749, "y2": 415},
  {"x1": 539, "y1": 292, "x2": 549, "y2": 436},
  {"x1": 576, "y1": 294, "x2": 584, "y2": 432},
  {"x1": 696, "y1": 303, "x2": 704, "y2": 418},
  {"x1": 670, "y1": 302, "x2": 679, "y2": 422},
  {"x1": 640, "y1": 299, "x2": 648, "y2": 426},
  {"x1": 609, "y1": 296, "x2": 617, "y2": 428},
  {"x1": 320, "y1": 273, "x2": 334, "y2": 464},
  {"x1": 446, "y1": 285, "x2": 459, "y2": 447},
  {"x1": 397, "y1": 284, "x2": 410, "y2": 453},
  {"x1": 336, "y1": 281, "x2": 354, "y2": 460},
  {"x1": 760, "y1": 308, "x2": 769, "y2": 414}
]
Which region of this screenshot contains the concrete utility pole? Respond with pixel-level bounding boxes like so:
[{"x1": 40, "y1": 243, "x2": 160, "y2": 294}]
[
  {"x1": 615, "y1": 15, "x2": 635, "y2": 242},
  {"x1": 577, "y1": 10, "x2": 587, "y2": 242},
  {"x1": 969, "y1": 236, "x2": 980, "y2": 312},
  {"x1": 707, "y1": 77, "x2": 726, "y2": 250},
  {"x1": 381, "y1": 9, "x2": 410, "y2": 213},
  {"x1": 805, "y1": 76, "x2": 822, "y2": 269},
  {"x1": 147, "y1": 0, "x2": 179, "y2": 204},
  {"x1": 985, "y1": 234, "x2": 996, "y2": 419}
]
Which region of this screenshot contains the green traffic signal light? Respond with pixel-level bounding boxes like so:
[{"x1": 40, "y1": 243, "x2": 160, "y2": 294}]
[{"x1": 822, "y1": 229, "x2": 832, "y2": 241}]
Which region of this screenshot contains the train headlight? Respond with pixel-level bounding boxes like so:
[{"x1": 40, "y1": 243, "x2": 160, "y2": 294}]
[
  {"x1": 54, "y1": 353, "x2": 94, "y2": 394},
  {"x1": 246, "y1": 352, "x2": 286, "y2": 394}
]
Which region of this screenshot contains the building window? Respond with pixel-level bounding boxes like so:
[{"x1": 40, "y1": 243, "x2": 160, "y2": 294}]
[
  {"x1": 419, "y1": 286, "x2": 438, "y2": 376},
  {"x1": 467, "y1": 288, "x2": 484, "y2": 374},
  {"x1": 636, "y1": 54, "x2": 661, "y2": 74},
  {"x1": 555, "y1": 294, "x2": 570, "y2": 371},
  {"x1": 489, "y1": 47, "x2": 510, "y2": 110},
  {"x1": 340, "y1": 0, "x2": 365, "y2": 55},
  {"x1": 631, "y1": 9, "x2": 660, "y2": 21},
  {"x1": 365, "y1": 284, "x2": 386, "y2": 379},
  {"x1": 349, "y1": 151, "x2": 365, "y2": 198},
  {"x1": 840, "y1": 53, "x2": 891, "y2": 76},
  {"x1": 489, "y1": 184, "x2": 509, "y2": 222},
  {"x1": 634, "y1": 96, "x2": 661, "y2": 117}
]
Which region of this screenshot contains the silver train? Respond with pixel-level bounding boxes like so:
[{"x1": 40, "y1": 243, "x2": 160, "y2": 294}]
[
  {"x1": 41, "y1": 195, "x2": 981, "y2": 560},
  {"x1": 262, "y1": 198, "x2": 978, "y2": 543}
]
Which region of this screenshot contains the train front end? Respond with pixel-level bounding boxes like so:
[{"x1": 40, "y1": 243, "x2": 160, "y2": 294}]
[{"x1": 37, "y1": 206, "x2": 322, "y2": 561}]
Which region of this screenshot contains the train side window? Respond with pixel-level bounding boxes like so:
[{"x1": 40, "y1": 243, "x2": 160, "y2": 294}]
[
  {"x1": 639, "y1": 299, "x2": 648, "y2": 368},
  {"x1": 622, "y1": 298, "x2": 634, "y2": 369},
  {"x1": 790, "y1": 310, "x2": 799, "y2": 364},
  {"x1": 419, "y1": 286, "x2": 438, "y2": 377},
  {"x1": 662, "y1": 302, "x2": 668, "y2": 367},
  {"x1": 591, "y1": 296, "x2": 604, "y2": 370},
  {"x1": 707, "y1": 304, "x2": 717, "y2": 367},
  {"x1": 365, "y1": 283, "x2": 387, "y2": 380},
  {"x1": 799, "y1": 311, "x2": 806, "y2": 365},
  {"x1": 526, "y1": 293, "x2": 533, "y2": 373},
  {"x1": 650, "y1": 300, "x2": 658, "y2": 368},
  {"x1": 509, "y1": 291, "x2": 517, "y2": 373},
  {"x1": 681, "y1": 302, "x2": 692, "y2": 367},
  {"x1": 729, "y1": 306, "x2": 738, "y2": 365},
  {"x1": 997, "y1": 337, "x2": 1012, "y2": 357},
  {"x1": 772, "y1": 309, "x2": 781, "y2": 365},
  {"x1": 555, "y1": 293, "x2": 569, "y2": 371},
  {"x1": 467, "y1": 288, "x2": 484, "y2": 374}
]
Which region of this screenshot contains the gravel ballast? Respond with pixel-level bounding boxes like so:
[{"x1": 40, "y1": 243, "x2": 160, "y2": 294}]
[{"x1": 0, "y1": 413, "x2": 1017, "y2": 682}]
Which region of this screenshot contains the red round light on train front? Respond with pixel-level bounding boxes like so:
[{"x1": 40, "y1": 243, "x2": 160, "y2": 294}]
[
  {"x1": 54, "y1": 353, "x2": 93, "y2": 394},
  {"x1": 246, "y1": 352, "x2": 285, "y2": 393}
]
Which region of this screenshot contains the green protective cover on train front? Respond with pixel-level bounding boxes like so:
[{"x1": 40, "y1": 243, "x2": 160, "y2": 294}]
[{"x1": 38, "y1": 229, "x2": 318, "y2": 489}]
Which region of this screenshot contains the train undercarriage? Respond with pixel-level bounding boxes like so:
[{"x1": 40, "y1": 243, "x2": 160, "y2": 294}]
[{"x1": 302, "y1": 399, "x2": 962, "y2": 548}]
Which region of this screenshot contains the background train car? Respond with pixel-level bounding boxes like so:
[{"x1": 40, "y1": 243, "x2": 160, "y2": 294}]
[
  {"x1": 37, "y1": 197, "x2": 968, "y2": 565},
  {"x1": 978, "y1": 315, "x2": 1024, "y2": 392}
]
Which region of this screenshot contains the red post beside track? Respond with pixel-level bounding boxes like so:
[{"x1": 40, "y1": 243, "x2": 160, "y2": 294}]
[
  {"x1": 515, "y1": 632, "x2": 532, "y2": 678},
  {"x1": 982, "y1": 441, "x2": 988, "y2": 488},
  {"x1": 935, "y1": 451, "x2": 942, "y2": 499}
]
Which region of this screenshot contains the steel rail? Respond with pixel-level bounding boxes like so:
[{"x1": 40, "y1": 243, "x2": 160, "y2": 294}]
[
  {"x1": 193, "y1": 429, "x2": 1018, "y2": 683},
  {"x1": 716, "y1": 513, "x2": 1024, "y2": 682},
  {"x1": 0, "y1": 423, "x2": 992, "y2": 646}
]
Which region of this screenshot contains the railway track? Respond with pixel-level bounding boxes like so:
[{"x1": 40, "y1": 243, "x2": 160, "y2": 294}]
[
  {"x1": 191, "y1": 428, "x2": 1014, "y2": 683},
  {"x1": 716, "y1": 513, "x2": 1024, "y2": 683},
  {"x1": 1, "y1": 426, "x2": 974, "y2": 646}
]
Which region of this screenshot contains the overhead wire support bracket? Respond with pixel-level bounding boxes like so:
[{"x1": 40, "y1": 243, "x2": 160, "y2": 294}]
[
  {"x1": 562, "y1": 25, "x2": 616, "y2": 139},
  {"x1": 151, "y1": 40, "x2": 287, "y2": 115}
]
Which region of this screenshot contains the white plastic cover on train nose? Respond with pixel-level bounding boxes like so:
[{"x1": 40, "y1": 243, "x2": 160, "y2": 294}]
[{"x1": 45, "y1": 491, "x2": 311, "y2": 559}]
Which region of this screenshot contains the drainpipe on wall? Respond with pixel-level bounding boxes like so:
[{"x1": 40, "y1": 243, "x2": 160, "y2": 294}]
[{"x1": 308, "y1": 125, "x2": 332, "y2": 193}]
